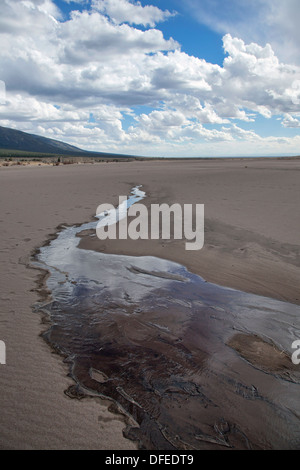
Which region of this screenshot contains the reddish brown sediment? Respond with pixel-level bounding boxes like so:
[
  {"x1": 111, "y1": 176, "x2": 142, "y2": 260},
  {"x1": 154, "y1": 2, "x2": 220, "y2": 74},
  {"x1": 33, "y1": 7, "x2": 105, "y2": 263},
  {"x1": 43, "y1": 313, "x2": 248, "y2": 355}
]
[
  {"x1": 227, "y1": 333, "x2": 300, "y2": 382},
  {"x1": 37, "y1": 261, "x2": 300, "y2": 449}
]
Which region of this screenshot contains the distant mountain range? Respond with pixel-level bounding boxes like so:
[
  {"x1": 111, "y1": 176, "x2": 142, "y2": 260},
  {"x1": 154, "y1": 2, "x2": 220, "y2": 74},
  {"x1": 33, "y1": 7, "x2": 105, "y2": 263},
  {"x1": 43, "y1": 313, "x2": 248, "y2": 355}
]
[
  {"x1": 0, "y1": 125, "x2": 135, "y2": 158},
  {"x1": 0, "y1": 125, "x2": 89, "y2": 155}
]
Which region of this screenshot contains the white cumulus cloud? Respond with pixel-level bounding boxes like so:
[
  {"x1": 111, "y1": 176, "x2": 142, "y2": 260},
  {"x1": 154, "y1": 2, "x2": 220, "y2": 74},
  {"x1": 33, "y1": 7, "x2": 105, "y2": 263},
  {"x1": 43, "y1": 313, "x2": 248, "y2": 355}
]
[
  {"x1": 0, "y1": 0, "x2": 299, "y2": 156},
  {"x1": 282, "y1": 114, "x2": 300, "y2": 128},
  {"x1": 185, "y1": 0, "x2": 300, "y2": 66},
  {"x1": 92, "y1": 0, "x2": 176, "y2": 27}
]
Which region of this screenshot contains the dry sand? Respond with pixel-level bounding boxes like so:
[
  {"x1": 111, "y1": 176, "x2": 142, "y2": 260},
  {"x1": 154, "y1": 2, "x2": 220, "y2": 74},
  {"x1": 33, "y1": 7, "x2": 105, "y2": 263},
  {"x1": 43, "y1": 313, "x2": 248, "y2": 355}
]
[{"x1": 0, "y1": 158, "x2": 299, "y2": 449}]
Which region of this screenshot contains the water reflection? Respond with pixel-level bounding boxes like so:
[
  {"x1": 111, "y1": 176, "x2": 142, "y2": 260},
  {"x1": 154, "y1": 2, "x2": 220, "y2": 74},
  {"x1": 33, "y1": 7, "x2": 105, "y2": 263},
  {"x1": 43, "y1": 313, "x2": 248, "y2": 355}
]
[{"x1": 33, "y1": 187, "x2": 300, "y2": 450}]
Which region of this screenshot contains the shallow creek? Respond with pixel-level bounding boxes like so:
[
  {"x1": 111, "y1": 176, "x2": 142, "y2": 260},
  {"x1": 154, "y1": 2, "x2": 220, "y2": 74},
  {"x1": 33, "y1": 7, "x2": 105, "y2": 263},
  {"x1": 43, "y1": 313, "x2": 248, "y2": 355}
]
[{"x1": 33, "y1": 187, "x2": 300, "y2": 450}]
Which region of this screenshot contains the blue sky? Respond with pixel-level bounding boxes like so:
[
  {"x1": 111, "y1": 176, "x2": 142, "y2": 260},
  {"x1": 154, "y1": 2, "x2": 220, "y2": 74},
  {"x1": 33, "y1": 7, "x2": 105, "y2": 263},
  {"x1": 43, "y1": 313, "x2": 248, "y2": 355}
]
[
  {"x1": 0, "y1": 0, "x2": 299, "y2": 157},
  {"x1": 55, "y1": 0, "x2": 226, "y2": 65}
]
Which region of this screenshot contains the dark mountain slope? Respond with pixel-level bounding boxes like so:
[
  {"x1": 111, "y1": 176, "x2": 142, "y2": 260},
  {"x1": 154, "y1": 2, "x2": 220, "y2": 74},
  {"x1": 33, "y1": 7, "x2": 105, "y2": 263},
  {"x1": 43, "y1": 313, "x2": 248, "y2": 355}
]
[{"x1": 0, "y1": 126, "x2": 88, "y2": 155}]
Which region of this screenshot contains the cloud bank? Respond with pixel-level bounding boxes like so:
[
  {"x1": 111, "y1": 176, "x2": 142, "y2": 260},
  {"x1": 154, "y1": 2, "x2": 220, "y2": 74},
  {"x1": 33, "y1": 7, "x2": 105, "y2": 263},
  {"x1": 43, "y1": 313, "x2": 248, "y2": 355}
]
[
  {"x1": 0, "y1": 0, "x2": 299, "y2": 157},
  {"x1": 186, "y1": 0, "x2": 300, "y2": 66}
]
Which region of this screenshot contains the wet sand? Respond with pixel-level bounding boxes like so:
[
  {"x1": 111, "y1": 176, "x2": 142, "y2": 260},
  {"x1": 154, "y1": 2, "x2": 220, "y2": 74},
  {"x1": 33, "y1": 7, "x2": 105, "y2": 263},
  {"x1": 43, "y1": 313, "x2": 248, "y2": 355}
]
[
  {"x1": 0, "y1": 159, "x2": 299, "y2": 449},
  {"x1": 35, "y1": 216, "x2": 300, "y2": 449},
  {"x1": 78, "y1": 158, "x2": 300, "y2": 305}
]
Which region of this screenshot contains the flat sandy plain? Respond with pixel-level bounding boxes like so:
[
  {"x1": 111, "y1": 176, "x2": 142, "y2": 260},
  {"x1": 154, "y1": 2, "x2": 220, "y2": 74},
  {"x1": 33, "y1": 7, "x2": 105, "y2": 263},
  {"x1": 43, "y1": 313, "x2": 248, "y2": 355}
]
[{"x1": 0, "y1": 158, "x2": 299, "y2": 449}]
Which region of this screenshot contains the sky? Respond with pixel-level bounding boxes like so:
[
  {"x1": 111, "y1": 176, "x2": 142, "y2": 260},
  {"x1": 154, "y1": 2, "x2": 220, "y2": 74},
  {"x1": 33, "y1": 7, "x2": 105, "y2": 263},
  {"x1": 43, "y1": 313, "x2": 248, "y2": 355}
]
[{"x1": 0, "y1": 0, "x2": 299, "y2": 157}]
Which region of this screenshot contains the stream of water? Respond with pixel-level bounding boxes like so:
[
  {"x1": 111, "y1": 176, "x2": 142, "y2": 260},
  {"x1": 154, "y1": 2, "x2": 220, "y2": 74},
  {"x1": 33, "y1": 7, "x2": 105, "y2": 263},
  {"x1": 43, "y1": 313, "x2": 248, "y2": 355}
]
[{"x1": 33, "y1": 186, "x2": 300, "y2": 450}]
